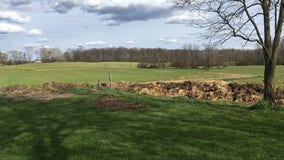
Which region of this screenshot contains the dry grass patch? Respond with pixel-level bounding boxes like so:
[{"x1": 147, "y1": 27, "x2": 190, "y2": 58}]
[{"x1": 7, "y1": 93, "x2": 75, "y2": 101}]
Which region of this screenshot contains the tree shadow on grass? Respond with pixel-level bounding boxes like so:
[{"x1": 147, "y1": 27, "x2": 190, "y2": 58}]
[
  {"x1": 0, "y1": 97, "x2": 84, "y2": 160},
  {"x1": 0, "y1": 96, "x2": 136, "y2": 159},
  {"x1": 0, "y1": 94, "x2": 283, "y2": 160},
  {"x1": 30, "y1": 120, "x2": 69, "y2": 160}
]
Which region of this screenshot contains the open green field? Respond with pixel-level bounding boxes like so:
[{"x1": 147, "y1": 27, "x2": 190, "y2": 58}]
[
  {"x1": 0, "y1": 89, "x2": 284, "y2": 160},
  {"x1": 0, "y1": 62, "x2": 284, "y2": 87},
  {"x1": 1, "y1": 63, "x2": 283, "y2": 159}
]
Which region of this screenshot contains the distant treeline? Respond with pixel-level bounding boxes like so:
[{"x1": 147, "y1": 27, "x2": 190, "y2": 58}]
[
  {"x1": 1, "y1": 45, "x2": 284, "y2": 68},
  {"x1": 62, "y1": 47, "x2": 284, "y2": 68}
]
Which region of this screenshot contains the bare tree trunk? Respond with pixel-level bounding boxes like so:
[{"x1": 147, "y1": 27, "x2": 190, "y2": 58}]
[
  {"x1": 263, "y1": 56, "x2": 277, "y2": 105},
  {"x1": 263, "y1": 60, "x2": 275, "y2": 105}
]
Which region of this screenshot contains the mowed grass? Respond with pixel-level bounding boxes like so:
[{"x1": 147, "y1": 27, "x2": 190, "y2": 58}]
[
  {"x1": 0, "y1": 90, "x2": 283, "y2": 160},
  {"x1": 1, "y1": 63, "x2": 283, "y2": 159},
  {"x1": 0, "y1": 62, "x2": 283, "y2": 87}
]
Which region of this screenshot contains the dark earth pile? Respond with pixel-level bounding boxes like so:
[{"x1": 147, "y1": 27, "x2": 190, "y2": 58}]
[
  {"x1": 0, "y1": 82, "x2": 95, "y2": 100},
  {"x1": 115, "y1": 81, "x2": 284, "y2": 105},
  {"x1": 0, "y1": 81, "x2": 283, "y2": 105}
]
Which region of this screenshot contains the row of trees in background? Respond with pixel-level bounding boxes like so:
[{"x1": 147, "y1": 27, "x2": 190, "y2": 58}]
[
  {"x1": 0, "y1": 45, "x2": 284, "y2": 68},
  {"x1": 0, "y1": 47, "x2": 64, "y2": 64},
  {"x1": 64, "y1": 47, "x2": 269, "y2": 68},
  {"x1": 62, "y1": 45, "x2": 284, "y2": 68}
]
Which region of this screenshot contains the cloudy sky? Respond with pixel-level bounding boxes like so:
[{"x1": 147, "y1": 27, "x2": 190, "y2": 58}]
[{"x1": 0, "y1": 0, "x2": 252, "y2": 52}]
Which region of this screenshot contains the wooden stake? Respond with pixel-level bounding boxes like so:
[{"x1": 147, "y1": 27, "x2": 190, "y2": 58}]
[
  {"x1": 108, "y1": 69, "x2": 112, "y2": 89},
  {"x1": 98, "y1": 77, "x2": 101, "y2": 88}
]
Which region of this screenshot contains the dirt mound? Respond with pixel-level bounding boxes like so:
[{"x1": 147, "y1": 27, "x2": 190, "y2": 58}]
[
  {"x1": 0, "y1": 82, "x2": 96, "y2": 101},
  {"x1": 92, "y1": 96, "x2": 148, "y2": 110},
  {"x1": 7, "y1": 93, "x2": 74, "y2": 101},
  {"x1": 0, "y1": 82, "x2": 96, "y2": 95},
  {"x1": 1, "y1": 81, "x2": 283, "y2": 105},
  {"x1": 115, "y1": 81, "x2": 284, "y2": 105}
]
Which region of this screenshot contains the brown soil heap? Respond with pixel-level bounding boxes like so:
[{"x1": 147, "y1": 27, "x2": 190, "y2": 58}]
[
  {"x1": 115, "y1": 81, "x2": 284, "y2": 105},
  {"x1": 0, "y1": 81, "x2": 283, "y2": 105},
  {"x1": 0, "y1": 82, "x2": 95, "y2": 100}
]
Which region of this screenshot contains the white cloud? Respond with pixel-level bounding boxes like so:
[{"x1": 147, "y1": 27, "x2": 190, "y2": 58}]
[
  {"x1": 73, "y1": 43, "x2": 83, "y2": 46},
  {"x1": 81, "y1": 0, "x2": 167, "y2": 9},
  {"x1": 49, "y1": 0, "x2": 171, "y2": 25},
  {"x1": 103, "y1": 20, "x2": 120, "y2": 26},
  {"x1": 0, "y1": 22, "x2": 25, "y2": 33},
  {"x1": 37, "y1": 38, "x2": 49, "y2": 42},
  {"x1": 27, "y1": 29, "x2": 42, "y2": 36},
  {"x1": 69, "y1": 43, "x2": 85, "y2": 49},
  {"x1": 40, "y1": 45, "x2": 50, "y2": 49},
  {"x1": 86, "y1": 40, "x2": 108, "y2": 46},
  {"x1": 51, "y1": 0, "x2": 79, "y2": 13},
  {"x1": 159, "y1": 38, "x2": 178, "y2": 44},
  {"x1": 125, "y1": 40, "x2": 134, "y2": 44},
  {"x1": 9, "y1": 0, "x2": 32, "y2": 6},
  {"x1": 166, "y1": 11, "x2": 206, "y2": 24},
  {"x1": 1, "y1": 0, "x2": 175, "y2": 26},
  {"x1": 0, "y1": 11, "x2": 31, "y2": 23},
  {"x1": 24, "y1": 43, "x2": 36, "y2": 47},
  {"x1": 82, "y1": 0, "x2": 170, "y2": 25}
]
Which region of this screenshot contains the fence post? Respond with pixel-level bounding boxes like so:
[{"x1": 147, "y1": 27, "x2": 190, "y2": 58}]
[
  {"x1": 97, "y1": 77, "x2": 101, "y2": 89},
  {"x1": 108, "y1": 69, "x2": 112, "y2": 89}
]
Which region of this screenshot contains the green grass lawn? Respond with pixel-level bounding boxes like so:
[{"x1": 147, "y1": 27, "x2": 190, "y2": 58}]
[
  {"x1": 0, "y1": 89, "x2": 283, "y2": 160},
  {"x1": 0, "y1": 62, "x2": 283, "y2": 87},
  {"x1": 1, "y1": 63, "x2": 283, "y2": 159}
]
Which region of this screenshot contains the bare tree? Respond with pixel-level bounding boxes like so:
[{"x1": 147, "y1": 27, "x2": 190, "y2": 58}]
[
  {"x1": 176, "y1": 0, "x2": 284, "y2": 105},
  {"x1": 8, "y1": 50, "x2": 28, "y2": 64},
  {"x1": 24, "y1": 46, "x2": 35, "y2": 62},
  {"x1": 0, "y1": 52, "x2": 7, "y2": 64},
  {"x1": 40, "y1": 47, "x2": 63, "y2": 62}
]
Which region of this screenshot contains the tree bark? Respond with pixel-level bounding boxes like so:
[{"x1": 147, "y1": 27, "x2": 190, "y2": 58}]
[{"x1": 263, "y1": 50, "x2": 277, "y2": 105}]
